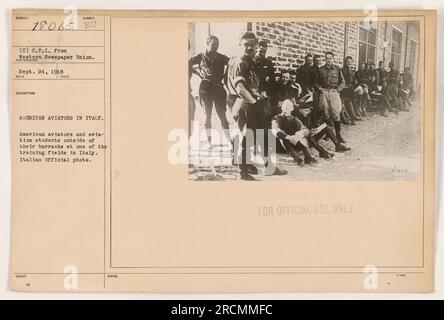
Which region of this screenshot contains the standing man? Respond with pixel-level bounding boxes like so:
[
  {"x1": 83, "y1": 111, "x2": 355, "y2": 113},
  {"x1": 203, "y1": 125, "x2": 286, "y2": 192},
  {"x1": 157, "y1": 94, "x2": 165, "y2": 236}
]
[
  {"x1": 377, "y1": 61, "x2": 387, "y2": 85},
  {"x1": 399, "y1": 67, "x2": 414, "y2": 109},
  {"x1": 189, "y1": 35, "x2": 230, "y2": 144},
  {"x1": 366, "y1": 63, "x2": 380, "y2": 113},
  {"x1": 313, "y1": 54, "x2": 322, "y2": 70},
  {"x1": 227, "y1": 31, "x2": 286, "y2": 180},
  {"x1": 315, "y1": 51, "x2": 348, "y2": 144},
  {"x1": 297, "y1": 54, "x2": 318, "y2": 95},
  {"x1": 188, "y1": 57, "x2": 196, "y2": 138},
  {"x1": 254, "y1": 40, "x2": 277, "y2": 118},
  {"x1": 369, "y1": 62, "x2": 380, "y2": 91},
  {"x1": 341, "y1": 56, "x2": 360, "y2": 124},
  {"x1": 312, "y1": 54, "x2": 322, "y2": 112},
  {"x1": 386, "y1": 61, "x2": 401, "y2": 110}
]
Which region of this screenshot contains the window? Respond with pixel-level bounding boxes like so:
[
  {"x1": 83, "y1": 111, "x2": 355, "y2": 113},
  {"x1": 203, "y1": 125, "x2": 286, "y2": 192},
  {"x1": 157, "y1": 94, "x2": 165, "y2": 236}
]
[
  {"x1": 358, "y1": 21, "x2": 377, "y2": 64},
  {"x1": 391, "y1": 28, "x2": 403, "y2": 70}
]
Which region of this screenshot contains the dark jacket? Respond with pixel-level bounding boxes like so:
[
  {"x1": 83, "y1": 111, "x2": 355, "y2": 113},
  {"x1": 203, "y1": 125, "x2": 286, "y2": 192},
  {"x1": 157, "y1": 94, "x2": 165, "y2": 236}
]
[
  {"x1": 341, "y1": 66, "x2": 356, "y2": 98},
  {"x1": 296, "y1": 64, "x2": 318, "y2": 93},
  {"x1": 400, "y1": 72, "x2": 414, "y2": 89},
  {"x1": 189, "y1": 51, "x2": 229, "y2": 84},
  {"x1": 377, "y1": 67, "x2": 387, "y2": 85},
  {"x1": 386, "y1": 68, "x2": 400, "y2": 86},
  {"x1": 294, "y1": 110, "x2": 324, "y2": 130},
  {"x1": 271, "y1": 114, "x2": 304, "y2": 140},
  {"x1": 276, "y1": 81, "x2": 299, "y2": 103},
  {"x1": 366, "y1": 69, "x2": 380, "y2": 92},
  {"x1": 254, "y1": 55, "x2": 276, "y2": 92},
  {"x1": 227, "y1": 55, "x2": 260, "y2": 98},
  {"x1": 354, "y1": 69, "x2": 369, "y2": 86}
]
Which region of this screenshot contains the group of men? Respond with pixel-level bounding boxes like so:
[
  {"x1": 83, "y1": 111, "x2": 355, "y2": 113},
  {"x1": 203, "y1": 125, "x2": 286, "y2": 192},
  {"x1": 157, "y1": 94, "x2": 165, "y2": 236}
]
[{"x1": 189, "y1": 31, "x2": 415, "y2": 180}]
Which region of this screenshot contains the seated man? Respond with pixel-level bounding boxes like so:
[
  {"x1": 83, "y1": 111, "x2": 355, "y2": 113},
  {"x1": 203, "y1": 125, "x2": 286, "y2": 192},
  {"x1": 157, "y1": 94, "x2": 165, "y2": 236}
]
[
  {"x1": 271, "y1": 99, "x2": 317, "y2": 165},
  {"x1": 276, "y1": 70, "x2": 300, "y2": 109},
  {"x1": 293, "y1": 97, "x2": 351, "y2": 155},
  {"x1": 354, "y1": 62, "x2": 371, "y2": 117},
  {"x1": 399, "y1": 67, "x2": 414, "y2": 110},
  {"x1": 289, "y1": 70, "x2": 303, "y2": 99},
  {"x1": 367, "y1": 62, "x2": 380, "y2": 113},
  {"x1": 369, "y1": 79, "x2": 393, "y2": 117}
]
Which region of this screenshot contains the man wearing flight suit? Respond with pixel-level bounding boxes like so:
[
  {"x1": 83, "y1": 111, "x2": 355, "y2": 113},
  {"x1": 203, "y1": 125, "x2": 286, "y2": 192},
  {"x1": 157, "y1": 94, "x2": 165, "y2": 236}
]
[
  {"x1": 315, "y1": 51, "x2": 348, "y2": 145},
  {"x1": 189, "y1": 35, "x2": 230, "y2": 144}
]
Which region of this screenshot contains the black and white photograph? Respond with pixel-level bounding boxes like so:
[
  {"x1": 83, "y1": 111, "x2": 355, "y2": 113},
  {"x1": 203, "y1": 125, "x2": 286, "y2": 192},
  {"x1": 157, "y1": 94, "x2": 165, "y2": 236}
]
[{"x1": 188, "y1": 20, "x2": 422, "y2": 181}]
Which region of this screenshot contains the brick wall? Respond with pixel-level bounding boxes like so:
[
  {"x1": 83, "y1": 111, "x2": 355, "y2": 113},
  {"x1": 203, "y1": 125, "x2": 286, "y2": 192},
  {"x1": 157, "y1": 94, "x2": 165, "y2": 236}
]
[
  {"x1": 189, "y1": 20, "x2": 420, "y2": 86},
  {"x1": 255, "y1": 21, "x2": 346, "y2": 72},
  {"x1": 344, "y1": 21, "x2": 359, "y2": 65},
  {"x1": 253, "y1": 20, "x2": 419, "y2": 77}
]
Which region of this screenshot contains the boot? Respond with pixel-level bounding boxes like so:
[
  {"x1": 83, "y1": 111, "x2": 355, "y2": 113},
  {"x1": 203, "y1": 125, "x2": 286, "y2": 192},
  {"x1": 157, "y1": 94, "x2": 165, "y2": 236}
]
[
  {"x1": 246, "y1": 164, "x2": 258, "y2": 175},
  {"x1": 335, "y1": 143, "x2": 351, "y2": 152},
  {"x1": 389, "y1": 106, "x2": 399, "y2": 115},
  {"x1": 334, "y1": 121, "x2": 346, "y2": 144},
  {"x1": 319, "y1": 149, "x2": 334, "y2": 159},
  {"x1": 271, "y1": 167, "x2": 288, "y2": 176},
  {"x1": 341, "y1": 111, "x2": 351, "y2": 125},
  {"x1": 341, "y1": 105, "x2": 352, "y2": 125},
  {"x1": 239, "y1": 171, "x2": 257, "y2": 181},
  {"x1": 323, "y1": 118, "x2": 333, "y2": 140},
  {"x1": 357, "y1": 96, "x2": 364, "y2": 117},
  {"x1": 380, "y1": 104, "x2": 388, "y2": 117},
  {"x1": 263, "y1": 161, "x2": 288, "y2": 176},
  {"x1": 345, "y1": 104, "x2": 357, "y2": 124},
  {"x1": 301, "y1": 147, "x2": 317, "y2": 164},
  {"x1": 289, "y1": 151, "x2": 304, "y2": 166},
  {"x1": 308, "y1": 136, "x2": 334, "y2": 159},
  {"x1": 361, "y1": 99, "x2": 368, "y2": 116},
  {"x1": 239, "y1": 165, "x2": 257, "y2": 181},
  {"x1": 353, "y1": 100, "x2": 363, "y2": 119}
]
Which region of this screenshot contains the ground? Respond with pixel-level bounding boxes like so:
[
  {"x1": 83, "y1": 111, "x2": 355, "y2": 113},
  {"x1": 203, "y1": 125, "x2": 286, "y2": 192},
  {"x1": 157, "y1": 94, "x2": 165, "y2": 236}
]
[{"x1": 188, "y1": 98, "x2": 421, "y2": 181}]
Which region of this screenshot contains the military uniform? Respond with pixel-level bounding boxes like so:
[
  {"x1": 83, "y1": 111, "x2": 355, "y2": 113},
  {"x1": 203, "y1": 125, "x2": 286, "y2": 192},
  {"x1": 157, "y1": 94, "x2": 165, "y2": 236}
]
[
  {"x1": 254, "y1": 54, "x2": 277, "y2": 111},
  {"x1": 386, "y1": 68, "x2": 401, "y2": 107},
  {"x1": 316, "y1": 63, "x2": 347, "y2": 144},
  {"x1": 297, "y1": 63, "x2": 318, "y2": 94},
  {"x1": 271, "y1": 113, "x2": 316, "y2": 164},
  {"x1": 341, "y1": 66, "x2": 359, "y2": 121},
  {"x1": 190, "y1": 51, "x2": 230, "y2": 132},
  {"x1": 377, "y1": 67, "x2": 387, "y2": 85},
  {"x1": 316, "y1": 64, "x2": 345, "y2": 122},
  {"x1": 188, "y1": 57, "x2": 196, "y2": 138},
  {"x1": 227, "y1": 55, "x2": 265, "y2": 172},
  {"x1": 399, "y1": 72, "x2": 414, "y2": 108},
  {"x1": 276, "y1": 81, "x2": 300, "y2": 105}
]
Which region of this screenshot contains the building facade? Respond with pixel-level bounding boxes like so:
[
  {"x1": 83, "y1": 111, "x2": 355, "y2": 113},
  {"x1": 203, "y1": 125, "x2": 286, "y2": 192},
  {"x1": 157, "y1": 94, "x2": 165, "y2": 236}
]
[{"x1": 189, "y1": 20, "x2": 420, "y2": 86}]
